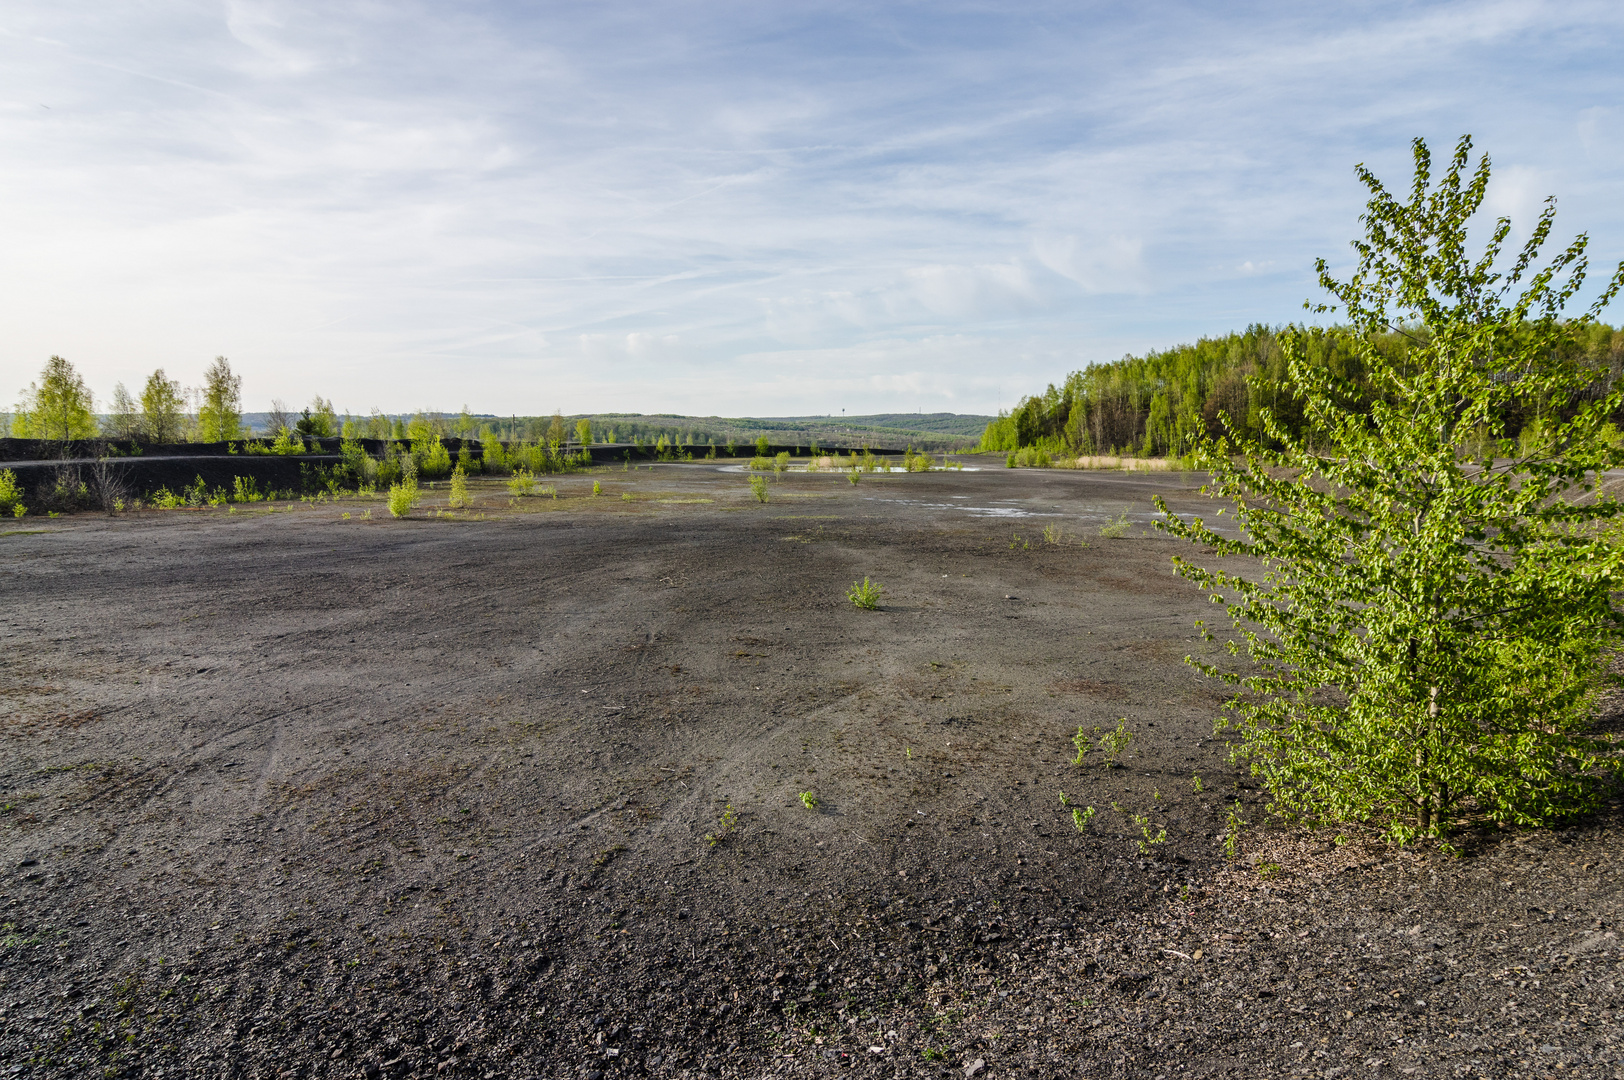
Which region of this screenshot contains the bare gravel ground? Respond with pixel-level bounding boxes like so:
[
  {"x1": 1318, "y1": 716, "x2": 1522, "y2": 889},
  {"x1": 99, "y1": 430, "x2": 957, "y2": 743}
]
[{"x1": 0, "y1": 461, "x2": 1619, "y2": 1080}]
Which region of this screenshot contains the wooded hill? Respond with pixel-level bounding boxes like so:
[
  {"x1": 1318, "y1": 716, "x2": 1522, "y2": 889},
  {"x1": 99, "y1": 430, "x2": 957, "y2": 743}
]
[{"x1": 978, "y1": 322, "x2": 1624, "y2": 456}]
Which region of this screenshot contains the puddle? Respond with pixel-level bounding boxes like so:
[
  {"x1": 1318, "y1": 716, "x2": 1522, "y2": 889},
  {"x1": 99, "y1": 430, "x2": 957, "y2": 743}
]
[
  {"x1": 864, "y1": 497, "x2": 1062, "y2": 518},
  {"x1": 714, "y1": 464, "x2": 981, "y2": 474}
]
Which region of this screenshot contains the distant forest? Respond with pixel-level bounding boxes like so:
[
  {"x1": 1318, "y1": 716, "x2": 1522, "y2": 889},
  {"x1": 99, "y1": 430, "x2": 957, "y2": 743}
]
[{"x1": 978, "y1": 322, "x2": 1624, "y2": 457}]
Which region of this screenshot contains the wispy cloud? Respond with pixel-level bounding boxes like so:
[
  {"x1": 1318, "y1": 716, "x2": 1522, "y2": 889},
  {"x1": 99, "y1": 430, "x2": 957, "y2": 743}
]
[{"x1": 2, "y1": 1, "x2": 1621, "y2": 414}]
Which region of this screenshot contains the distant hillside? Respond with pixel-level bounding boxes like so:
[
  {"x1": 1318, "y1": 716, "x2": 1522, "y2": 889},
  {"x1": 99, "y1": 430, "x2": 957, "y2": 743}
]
[{"x1": 226, "y1": 409, "x2": 993, "y2": 451}]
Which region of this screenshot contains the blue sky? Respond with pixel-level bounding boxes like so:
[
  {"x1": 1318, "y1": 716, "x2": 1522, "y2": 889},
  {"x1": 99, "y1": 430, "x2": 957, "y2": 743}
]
[{"x1": 3, "y1": 1, "x2": 1622, "y2": 416}]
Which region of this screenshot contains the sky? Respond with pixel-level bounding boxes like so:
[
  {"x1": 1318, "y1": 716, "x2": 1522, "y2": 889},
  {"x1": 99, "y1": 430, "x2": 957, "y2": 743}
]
[{"x1": 3, "y1": 1, "x2": 1622, "y2": 417}]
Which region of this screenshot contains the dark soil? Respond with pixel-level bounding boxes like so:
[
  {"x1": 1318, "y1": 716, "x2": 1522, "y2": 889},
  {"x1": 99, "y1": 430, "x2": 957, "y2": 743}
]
[{"x1": 1, "y1": 462, "x2": 1619, "y2": 1079}]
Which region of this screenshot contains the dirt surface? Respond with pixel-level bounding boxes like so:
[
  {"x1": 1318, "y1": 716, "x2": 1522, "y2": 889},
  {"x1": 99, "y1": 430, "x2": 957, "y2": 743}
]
[{"x1": 1, "y1": 461, "x2": 1619, "y2": 1079}]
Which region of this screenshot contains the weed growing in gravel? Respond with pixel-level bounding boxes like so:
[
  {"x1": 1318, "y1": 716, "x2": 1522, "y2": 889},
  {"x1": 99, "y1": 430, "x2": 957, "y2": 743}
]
[
  {"x1": 1191, "y1": 774, "x2": 1203, "y2": 794},
  {"x1": 448, "y1": 466, "x2": 469, "y2": 509},
  {"x1": 1256, "y1": 861, "x2": 1281, "y2": 880},
  {"x1": 1224, "y1": 800, "x2": 1246, "y2": 861},
  {"x1": 847, "y1": 466, "x2": 860, "y2": 484},
  {"x1": 387, "y1": 480, "x2": 420, "y2": 518},
  {"x1": 1009, "y1": 533, "x2": 1030, "y2": 550},
  {"x1": 847, "y1": 576, "x2": 882, "y2": 610},
  {"x1": 1042, "y1": 523, "x2": 1065, "y2": 544},
  {"x1": 706, "y1": 804, "x2": 739, "y2": 846},
  {"x1": 1099, "y1": 719, "x2": 1133, "y2": 767},
  {"x1": 1071, "y1": 806, "x2": 1096, "y2": 832},
  {"x1": 1099, "y1": 512, "x2": 1132, "y2": 538},
  {"x1": 592, "y1": 480, "x2": 601, "y2": 496},
  {"x1": 799, "y1": 791, "x2": 818, "y2": 810},
  {"x1": 1071, "y1": 726, "x2": 1091, "y2": 765},
  {"x1": 621, "y1": 492, "x2": 632, "y2": 501},
  {"x1": 750, "y1": 474, "x2": 770, "y2": 503}
]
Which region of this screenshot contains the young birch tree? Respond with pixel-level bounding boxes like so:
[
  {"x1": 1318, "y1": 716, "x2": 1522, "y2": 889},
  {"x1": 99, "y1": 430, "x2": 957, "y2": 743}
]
[{"x1": 1156, "y1": 137, "x2": 1624, "y2": 842}]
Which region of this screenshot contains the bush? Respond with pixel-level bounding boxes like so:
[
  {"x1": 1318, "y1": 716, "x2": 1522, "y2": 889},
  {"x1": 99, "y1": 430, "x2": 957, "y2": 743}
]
[
  {"x1": 387, "y1": 480, "x2": 420, "y2": 518},
  {"x1": 1157, "y1": 137, "x2": 1624, "y2": 842},
  {"x1": 847, "y1": 576, "x2": 882, "y2": 610},
  {"x1": 507, "y1": 469, "x2": 537, "y2": 497},
  {"x1": 756, "y1": 435, "x2": 770, "y2": 456},
  {"x1": 231, "y1": 476, "x2": 263, "y2": 503},
  {"x1": 270, "y1": 428, "x2": 305, "y2": 455},
  {"x1": 419, "y1": 436, "x2": 452, "y2": 479},
  {"x1": 0, "y1": 469, "x2": 23, "y2": 517},
  {"x1": 482, "y1": 440, "x2": 510, "y2": 475},
  {"x1": 749, "y1": 474, "x2": 769, "y2": 503},
  {"x1": 448, "y1": 466, "x2": 469, "y2": 509}
]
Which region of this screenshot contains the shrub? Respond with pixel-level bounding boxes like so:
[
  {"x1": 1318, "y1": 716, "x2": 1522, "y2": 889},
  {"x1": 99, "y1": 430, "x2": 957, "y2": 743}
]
[
  {"x1": 448, "y1": 466, "x2": 469, "y2": 509},
  {"x1": 231, "y1": 476, "x2": 263, "y2": 503},
  {"x1": 774, "y1": 451, "x2": 791, "y2": 475},
  {"x1": 748, "y1": 455, "x2": 772, "y2": 471},
  {"x1": 1157, "y1": 136, "x2": 1624, "y2": 842},
  {"x1": 387, "y1": 480, "x2": 420, "y2": 518},
  {"x1": 456, "y1": 445, "x2": 477, "y2": 474},
  {"x1": 482, "y1": 440, "x2": 510, "y2": 475},
  {"x1": 756, "y1": 435, "x2": 771, "y2": 456},
  {"x1": 1098, "y1": 512, "x2": 1132, "y2": 538},
  {"x1": 847, "y1": 576, "x2": 882, "y2": 610},
  {"x1": 419, "y1": 436, "x2": 452, "y2": 479},
  {"x1": 0, "y1": 470, "x2": 24, "y2": 517},
  {"x1": 270, "y1": 428, "x2": 305, "y2": 455},
  {"x1": 507, "y1": 469, "x2": 537, "y2": 496},
  {"x1": 592, "y1": 480, "x2": 602, "y2": 496},
  {"x1": 749, "y1": 474, "x2": 769, "y2": 503}
]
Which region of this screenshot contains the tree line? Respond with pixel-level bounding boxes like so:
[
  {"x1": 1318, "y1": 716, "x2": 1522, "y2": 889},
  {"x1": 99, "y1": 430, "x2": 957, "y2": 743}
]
[{"x1": 979, "y1": 321, "x2": 1624, "y2": 457}]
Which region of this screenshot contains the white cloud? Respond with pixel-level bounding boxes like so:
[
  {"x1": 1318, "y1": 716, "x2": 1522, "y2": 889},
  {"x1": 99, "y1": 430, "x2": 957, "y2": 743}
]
[{"x1": 1, "y1": 1, "x2": 1622, "y2": 414}]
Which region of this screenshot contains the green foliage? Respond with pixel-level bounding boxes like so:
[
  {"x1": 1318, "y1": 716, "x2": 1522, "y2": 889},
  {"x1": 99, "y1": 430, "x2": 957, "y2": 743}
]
[
  {"x1": 774, "y1": 450, "x2": 791, "y2": 474},
  {"x1": 1070, "y1": 805, "x2": 1095, "y2": 832},
  {"x1": 482, "y1": 439, "x2": 510, "y2": 475},
  {"x1": 1191, "y1": 774, "x2": 1203, "y2": 794},
  {"x1": 1158, "y1": 137, "x2": 1624, "y2": 842},
  {"x1": 448, "y1": 466, "x2": 469, "y2": 509},
  {"x1": 847, "y1": 576, "x2": 882, "y2": 610},
  {"x1": 0, "y1": 470, "x2": 23, "y2": 517},
  {"x1": 749, "y1": 474, "x2": 770, "y2": 503},
  {"x1": 231, "y1": 476, "x2": 263, "y2": 503},
  {"x1": 847, "y1": 466, "x2": 859, "y2": 484},
  {"x1": 387, "y1": 480, "x2": 420, "y2": 518},
  {"x1": 748, "y1": 455, "x2": 772, "y2": 471},
  {"x1": 576, "y1": 418, "x2": 592, "y2": 446},
  {"x1": 1098, "y1": 512, "x2": 1132, "y2": 538},
  {"x1": 592, "y1": 480, "x2": 602, "y2": 496},
  {"x1": 12, "y1": 356, "x2": 97, "y2": 441},
  {"x1": 1070, "y1": 725, "x2": 1091, "y2": 765},
  {"x1": 756, "y1": 435, "x2": 771, "y2": 456},
  {"x1": 705, "y1": 803, "x2": 739, "y2": 847},
  {"x1": 1223, "y1": 801, "x2": 1246, "y2": 861},
  {"x1": 295, "y1": 397, "x2": 336, "y2": 439},
  {"x1": 196, "y1": 356, "x2": 243, "y2": 442},
  {"x1": 1098, "y1": 719, "x2": 1133, "y2": 767},
  {"x1": 139, "y1": 369, "x2": 187, "y2": 443},
  {"x1": 269, "y1": 428, "x2": 305, "y2": 455},
  {"x1": 104, "y1": 383, "x2": 142, "y2": 440},
  {"x1": 798, "y1": 791, "x2": 818, "y2": 810},
  {"x1": 507, "y1": 469, "x2": 538, "y2": 497},
  {"x1": 418, "y1": 435, "x2": 452, "y2": 479}
]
